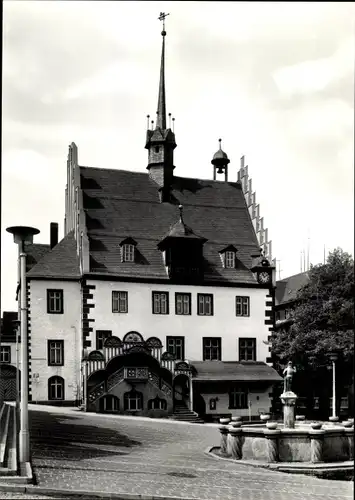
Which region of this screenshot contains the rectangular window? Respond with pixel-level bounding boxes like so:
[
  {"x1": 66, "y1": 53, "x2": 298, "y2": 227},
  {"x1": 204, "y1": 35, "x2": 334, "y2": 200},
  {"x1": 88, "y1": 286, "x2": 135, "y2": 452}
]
[
  {"x1": 203, "y1": 337, "x2": 221, "y2": 361},
  {"x1": 225, "y1": 251, "x2": 235, "y2": 268},
  {"x1": 236, "y1": 296, "x2": 250, "y2": 317},
  {"x1": 229, "y1": 386, "x2": 248, "y2": 409},
  {"x1": 239, "y1": 338, "x2": 256, "y2": 361},
  {"x1": 175, "y1": 293, "x2": 191, "y2": 315},
  {"x1": 152, "y1": 292, "x2": 169, "y2": 314},
  {"x1": 122, "y1": 244, "x2": 135, "y2": 262},
  {"x1": 47, "y1": 289, "x2": 64, "y2": 314},
  {"x1": 112, "y1": 291, "x2": 128, "y2": 313},
  {"x1": 96, "y1": 330, "x2": 112, "y2": 350},
  {"x1": 0, "y1": 346, "x2": 11, "y2": 363},
  {"x1": 47, "y1": 340, "x2": 64, "y2": 366},
  {"x1": 197, "y1": 294, "x2": 213, "y2": 316},
  {"x1": 166, "y1": 336, "x2": 185, "y2": 360}
]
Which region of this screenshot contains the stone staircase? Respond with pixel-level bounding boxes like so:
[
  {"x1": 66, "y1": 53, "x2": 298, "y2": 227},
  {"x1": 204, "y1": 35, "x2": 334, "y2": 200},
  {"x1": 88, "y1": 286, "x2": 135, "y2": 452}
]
[{"x1": 171, "y1": 403, "x2": 204, "y2": 424}]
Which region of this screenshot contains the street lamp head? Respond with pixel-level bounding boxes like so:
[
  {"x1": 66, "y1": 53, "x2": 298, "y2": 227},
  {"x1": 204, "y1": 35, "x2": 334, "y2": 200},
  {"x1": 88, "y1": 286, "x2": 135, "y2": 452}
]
[
  {"x1": 329, "y1": 352, "x2": 338, "y2": 362},
  {"x1": 6, "y1": 226, "x2": 40, "y2": 245}
]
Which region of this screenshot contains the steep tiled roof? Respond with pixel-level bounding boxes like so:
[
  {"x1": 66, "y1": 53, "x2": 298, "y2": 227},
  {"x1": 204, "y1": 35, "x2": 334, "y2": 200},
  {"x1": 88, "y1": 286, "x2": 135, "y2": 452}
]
[
  {"x1": 191, "y1": 361, "x2": 282, "y2": 382},
  {"x1": 24, "y1": 243, "x2": 51, "y2": 272},
  {"x1": 275, "y1": 271, "x2": 310, "y2": 306},
  {"x1": 27, "y1": 231, "x2": 80, "y2": 279},
  {"x1": 80, "y1": 167, "x2": 261, "y2": 284}
]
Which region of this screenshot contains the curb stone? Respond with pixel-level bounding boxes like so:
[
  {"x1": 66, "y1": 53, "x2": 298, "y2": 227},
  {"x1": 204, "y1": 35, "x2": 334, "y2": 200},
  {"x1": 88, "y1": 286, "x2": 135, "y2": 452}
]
[{"x1": 0, "y1": 484, "x2": 206, "y2": 500}]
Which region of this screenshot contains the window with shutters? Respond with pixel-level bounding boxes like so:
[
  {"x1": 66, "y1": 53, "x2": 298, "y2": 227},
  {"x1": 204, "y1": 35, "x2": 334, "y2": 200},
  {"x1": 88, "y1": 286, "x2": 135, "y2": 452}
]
[
  {"x1": 203, "y1": 337, "x2": 221, "y2": 360},
  {"x1": 112, "y1": 291, "x2": 128, "y2": 313},
  {"x1": 122, "y1": 244, "x2": 135, "y2": 262},
  {"x1": 239, "y1": 338, "x2": 256, "y2": 361},
  {"x1": 175, "y1": 293, "x2": 191, "y2": 315},
  {"x1": 197, "y1": 294, "x2": 213, "y2": 316},
  {"x1": 236, "y1": 296, "x2": 250, "y2": 317},
  {"x1": 152, "y1": 292, "x2": 169, "y2": 314},
  {"x1": 166, "y1": 336, "x2": 185, "y2": 360}
]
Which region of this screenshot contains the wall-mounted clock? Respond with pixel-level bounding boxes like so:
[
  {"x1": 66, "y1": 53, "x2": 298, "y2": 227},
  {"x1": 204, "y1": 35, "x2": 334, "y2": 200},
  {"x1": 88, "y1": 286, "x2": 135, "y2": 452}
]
[{"x1": 258, "y1": 271, "x2": 271, "y2": 284}]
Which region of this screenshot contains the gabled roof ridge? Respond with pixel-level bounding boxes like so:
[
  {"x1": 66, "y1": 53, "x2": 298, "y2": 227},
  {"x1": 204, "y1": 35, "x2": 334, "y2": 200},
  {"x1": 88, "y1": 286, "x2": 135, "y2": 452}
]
[
  {"x1": 277, "y1": 271, "x2": 310, "y2": 283},
  {"x1": 80, "y1": 165, "x2": 242, "y2": 187}
]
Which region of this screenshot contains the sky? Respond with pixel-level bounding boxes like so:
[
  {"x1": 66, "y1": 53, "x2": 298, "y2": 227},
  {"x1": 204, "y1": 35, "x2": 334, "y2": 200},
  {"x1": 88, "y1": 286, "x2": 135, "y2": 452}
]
[{"x1": 1, "y1": 1, "x2": 354, "y2": 313}]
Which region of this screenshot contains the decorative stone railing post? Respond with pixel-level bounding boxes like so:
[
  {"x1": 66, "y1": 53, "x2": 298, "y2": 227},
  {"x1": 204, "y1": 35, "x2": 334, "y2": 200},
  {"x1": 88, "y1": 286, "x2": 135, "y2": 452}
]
[
  {"x1": 344, "y1": 426, "x2": 354, "y2": 460},
  {"x1": 219, "y1": 426, "x2": 229, "y2": 456},
  {"x1": 229, "y1": 427, "x2": 243, "y2": 460},
  {"x1": 264, "y1": 423, "x2": 280, "y2": 463},
  {"x1": 310, "y1": 424, "x2": 324, "y2": 463}
]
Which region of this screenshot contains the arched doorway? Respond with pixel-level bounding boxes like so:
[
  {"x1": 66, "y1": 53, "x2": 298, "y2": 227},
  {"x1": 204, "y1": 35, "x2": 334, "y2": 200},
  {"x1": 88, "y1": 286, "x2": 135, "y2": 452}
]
[
  {"x1": 0, "y1": 365, "x2": 20, "y2": 402},
  {"x1": 173, "y1": 374, "x2": 190, "y2": 409}
]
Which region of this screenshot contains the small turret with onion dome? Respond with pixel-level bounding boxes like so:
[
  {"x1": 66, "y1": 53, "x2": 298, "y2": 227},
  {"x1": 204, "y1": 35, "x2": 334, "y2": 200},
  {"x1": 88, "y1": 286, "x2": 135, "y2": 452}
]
[{"x1": 212, "y1": 138, "x2": 230, "y2": 181}]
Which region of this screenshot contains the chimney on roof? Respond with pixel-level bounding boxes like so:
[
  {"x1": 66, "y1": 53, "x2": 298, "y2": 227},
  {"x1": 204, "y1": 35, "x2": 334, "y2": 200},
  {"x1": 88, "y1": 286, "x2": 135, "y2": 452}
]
[{"x1": 50, "y1": 222, "x2": 58, "y2": 249}]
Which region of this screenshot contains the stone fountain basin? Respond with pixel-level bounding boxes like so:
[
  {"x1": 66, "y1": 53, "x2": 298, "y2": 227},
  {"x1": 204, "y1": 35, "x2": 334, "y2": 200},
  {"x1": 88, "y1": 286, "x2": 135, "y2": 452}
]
[{"x1": 228, "y1": 425, "x2": 352, "y2": 463}]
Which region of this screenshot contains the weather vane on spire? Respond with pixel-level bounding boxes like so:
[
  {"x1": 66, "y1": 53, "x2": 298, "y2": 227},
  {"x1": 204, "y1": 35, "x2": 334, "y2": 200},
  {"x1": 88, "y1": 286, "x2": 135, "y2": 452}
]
[{"x1": 158, "y1": 12, "x2": 169, "y2": 34}]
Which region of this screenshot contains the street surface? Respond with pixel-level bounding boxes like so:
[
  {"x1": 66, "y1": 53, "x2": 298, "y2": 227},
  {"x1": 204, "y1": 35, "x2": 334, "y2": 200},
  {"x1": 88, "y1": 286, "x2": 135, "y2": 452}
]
[{"x1": 25, "y1": 405, "x2": 353, "y2": 500}]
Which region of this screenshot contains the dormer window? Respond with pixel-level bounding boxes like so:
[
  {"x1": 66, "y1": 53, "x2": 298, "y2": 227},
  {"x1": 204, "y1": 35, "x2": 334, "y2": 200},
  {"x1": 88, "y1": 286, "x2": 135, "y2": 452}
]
[
  {"x1": 123, "y1": 244, "x2": 134, "y2": 262},
  {"x1": 225, "y1": 251, "x2": 235, "y2": 268},
  {"x1": 119, "y1": 237, "x2": 137, "y2": 263},
  {"x1": 219, "y1": 245, "x2": 238, "y2": 269}
]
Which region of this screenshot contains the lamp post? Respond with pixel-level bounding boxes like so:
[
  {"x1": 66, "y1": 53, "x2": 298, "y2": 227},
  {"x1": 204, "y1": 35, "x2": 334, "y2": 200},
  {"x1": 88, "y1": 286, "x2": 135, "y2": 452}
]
[
  {"x1": 11, "y1": 320, "x2": 21, "y2": 419},
  {"x1": 6, "y1": 226, "x2": 40, "y2": 465},
  {"x1": 329, "y1": 352, "x2": 339, "y2": 422}
]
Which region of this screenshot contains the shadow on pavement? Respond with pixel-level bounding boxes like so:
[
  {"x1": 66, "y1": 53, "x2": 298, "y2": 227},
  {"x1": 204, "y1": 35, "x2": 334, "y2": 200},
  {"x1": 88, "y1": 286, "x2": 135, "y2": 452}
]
[{"x1": 29, "y1": 410, "x2": 142, "y2": 463}]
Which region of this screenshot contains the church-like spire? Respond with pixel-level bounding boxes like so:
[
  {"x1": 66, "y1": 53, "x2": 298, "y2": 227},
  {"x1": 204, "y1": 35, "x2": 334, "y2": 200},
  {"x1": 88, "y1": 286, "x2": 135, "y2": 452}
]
[{"x1": 156, "y1": 12, "x2": 169, "y2": 129}]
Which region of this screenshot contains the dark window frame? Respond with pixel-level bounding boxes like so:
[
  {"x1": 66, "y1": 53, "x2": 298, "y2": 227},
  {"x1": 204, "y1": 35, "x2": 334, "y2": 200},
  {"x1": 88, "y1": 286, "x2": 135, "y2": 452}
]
[
  {"x1": 225, "y1": 250, "x2": 236, "y2": 268},
  {"x1": 122, "y1": 244, "x2": 135, "y2": 263},
  {"x1": 48, "y1": 376, "x2": 65, "y2": 400},
  {"x1": 197, "y1": 294, "x2": 214, "y2": 316},
  {"x1": 239, "y1": 337, "x2": 256, "y2": 361},
  {"x1": 152, "y1": 291, "x2": 169, "y2": 315},
  {"x1": 229, "y1": 386, "x2": 248, "y2": 409},
  {"x1": 112, "y1": 291, "x2": 128, "y2": 313},
  {"x1": 203, "y1": 337, "x2": 221, "y2": 361},
  {"x1": 124, "y1": 390, "x2": 143, "y2": 411},
  {"x1": 166, "y1": 336, "x2": 185, "y2": 360},
  {"x1": 0, "y1": 346, "x2": 11, "y2": 363},
  {"x1": 175, "y1": 293, "x2": 191, "y2": 315},
  {"x1": 47, "y1": 289, "x2": 64, "y2": 314},
  {"x1": 47, "y1": 340, "x2": 64, "y2": 366},
  {"x1": 236, "y1": 296, "x2": 250, "y2": 317},
  {"x1": 96, "y1": 330, "x2": 112, "y2": 350}
]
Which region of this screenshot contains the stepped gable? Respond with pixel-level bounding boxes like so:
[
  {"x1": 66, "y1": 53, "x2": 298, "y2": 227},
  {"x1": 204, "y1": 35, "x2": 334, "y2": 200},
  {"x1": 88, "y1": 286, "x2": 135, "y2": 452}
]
[
  {"x1": 26, "y1": 231, "x2": 80, "y2": 279},
  {"x1": 80, "y1": 166, "x2": 261, "y2": 284}
]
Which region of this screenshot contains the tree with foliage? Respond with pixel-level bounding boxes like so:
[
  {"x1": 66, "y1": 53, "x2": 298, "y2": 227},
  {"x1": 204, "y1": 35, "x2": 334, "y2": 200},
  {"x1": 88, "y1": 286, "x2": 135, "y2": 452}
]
[{"x1": 271, "y1": 248, "x2": 354, "y2": 417}]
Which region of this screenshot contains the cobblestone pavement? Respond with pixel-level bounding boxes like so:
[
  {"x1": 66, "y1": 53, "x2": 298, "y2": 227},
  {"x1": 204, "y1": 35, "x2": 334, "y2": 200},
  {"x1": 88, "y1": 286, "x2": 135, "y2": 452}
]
[{"x1": 27, "y1": 405, "x2": 353, "y2": 500}]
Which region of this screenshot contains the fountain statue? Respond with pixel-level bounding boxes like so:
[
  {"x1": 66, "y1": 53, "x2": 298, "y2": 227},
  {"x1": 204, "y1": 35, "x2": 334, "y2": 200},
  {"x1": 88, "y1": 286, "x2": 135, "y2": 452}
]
[
  {"x1": 283, "y1": 361, "x2": 296, "y2": 393},
  {"x1": 280, "y1": 361, "x2": 298, "y2": 429}
]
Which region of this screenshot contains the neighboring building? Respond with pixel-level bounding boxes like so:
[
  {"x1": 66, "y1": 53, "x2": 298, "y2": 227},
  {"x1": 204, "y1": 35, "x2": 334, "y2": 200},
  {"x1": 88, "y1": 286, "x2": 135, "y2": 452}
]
[
  {"x1": 275, "y1": 271, "x2": 310, "y2": 330},
  {"x1": 0, "y1": 311, "x2": 21, "y2": 402},
  {"x1": 22, "y1": 23, "x2": 282, "y2": 421}
]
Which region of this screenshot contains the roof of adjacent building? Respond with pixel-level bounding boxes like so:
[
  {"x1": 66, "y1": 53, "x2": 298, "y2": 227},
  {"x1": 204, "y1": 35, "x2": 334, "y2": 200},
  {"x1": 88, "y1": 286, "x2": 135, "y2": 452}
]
[
  {"x1": 191, "y1": 361, "x2": 282, "y2": 382},
  {"x1": 26, "y1": 231, "x2": 80, "y2": 279},
  {"x1": 24, "y1": 242, "x2": 51, "y2": 272},
  {"x1": 275, "y1": 271, "x2": 310, "y2": 306},
  {"x1": 80, "y1": 167, "x2": 261, "y2": 284}
]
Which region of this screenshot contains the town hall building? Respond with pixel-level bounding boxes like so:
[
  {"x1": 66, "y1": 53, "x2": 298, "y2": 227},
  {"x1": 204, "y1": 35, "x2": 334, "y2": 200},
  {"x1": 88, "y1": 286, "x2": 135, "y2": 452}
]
[{"x1": 16, "y1": 19, "x2": 282, "y2": 421}]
